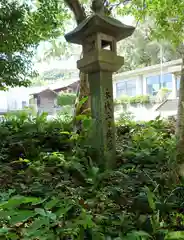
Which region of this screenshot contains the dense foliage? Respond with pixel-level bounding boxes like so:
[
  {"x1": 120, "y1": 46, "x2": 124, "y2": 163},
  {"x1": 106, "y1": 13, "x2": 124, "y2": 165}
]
[
  {"x1": 42, "y1": 69, "x2": 67, "y2": 81},
  {"x1": 0, "y1": 111, "x2": 183, "y2": 239},
  {"x1": 119, "y1": 0, "x2": 184, "y2": 46},
  {"x1": 119, "y1": 0, "x2": 184, "y2": 165},
  {"x1": 0, "y1": 0, "x2": 68, "y2": 89},
  {"x1": 57, "y1": 92, "x2": 76, "y2": 106},
  {"x1": 114, "y1": 95, "x2": 150, "y2": 106},
  {"x1": 1, "y1": 0, "x2": 184, "y2": 238},
  {"x1": 118, "y1": 20, "x2": 180, "y2": 72}
]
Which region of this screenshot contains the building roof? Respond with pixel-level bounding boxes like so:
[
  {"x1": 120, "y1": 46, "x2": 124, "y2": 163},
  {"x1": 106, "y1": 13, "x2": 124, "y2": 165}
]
[
  {"x1": 33, "y1": 88, "x2": 59, "y2": 96},
  {"x1": 114, "y1": 59, "x2": 182, "y2": 81},
  {"x1": 30, "y1": 78, "x2": 79, "y2": 95}
]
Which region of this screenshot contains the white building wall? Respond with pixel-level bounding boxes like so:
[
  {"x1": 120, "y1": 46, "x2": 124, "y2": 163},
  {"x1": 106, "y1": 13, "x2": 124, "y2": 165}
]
[
  {"x1": 142, "y1": 75, "x2": 147, "y2": 95},
  {"x1": 37, "y1": 90, "x2": 57, "y2": 115},
  {"x1": 128, "y1": 105, "x2": 159, "y2": 121},
  {"x1": 113, "y1": 59, "x2": 182, "y2": 120},
  {"x1": 136, "y1": 75, "x2": 143, "y2": 95},
  {"x1": 6, "y1": 87, "x2": 30, "y2": 110},
  {"x1": 171, "y1": 73, "x2": 177, "y2": 99},
  {"x1": 114, "y1": 104, "x2": 159, "y2": 121},
  {"x1": 0, "y1": 87, "x2": 33, "y2": 113}
]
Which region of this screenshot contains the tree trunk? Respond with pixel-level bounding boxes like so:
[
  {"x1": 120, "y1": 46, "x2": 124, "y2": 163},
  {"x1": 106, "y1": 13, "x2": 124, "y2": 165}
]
[
  {"x1": 73, "y1": 72, "x2": 91, "y2": 131},
  {"x1": 78, "y1": 72, "x2": 91, "y2": 114},
  {"x1": 64, "y1": 0, "x2": 91, "y2": 127},
  {"x1": 176, "y1": 57, "x2": 184, "y2": 175},
  {"x1": 64, "y1": 0, "x2": 86, "y2": 24}
]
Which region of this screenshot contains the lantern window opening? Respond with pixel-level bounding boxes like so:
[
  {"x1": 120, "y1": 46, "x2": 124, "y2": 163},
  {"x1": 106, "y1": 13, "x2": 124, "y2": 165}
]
[{"x1": 101, "y1": 40, "x2": 113, "y2": 51}]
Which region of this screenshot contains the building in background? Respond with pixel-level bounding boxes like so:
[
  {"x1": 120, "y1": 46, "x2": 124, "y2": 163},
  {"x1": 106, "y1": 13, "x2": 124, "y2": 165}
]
[
  {"x1": 30, "y1": 79, "x2": 79, "y2": 115},
  {"x1": 113, "y1": 59, "x2": 181, "y2": 120},
  {"x1": 0, "y1": 78, "x2": 79, "y2": 116},
  {"x1": 114, "y1": 59, "x2": 181, "y2": 99},
  {"x1": 0, "y1": 59, "x2": 181, "y2": 120}
]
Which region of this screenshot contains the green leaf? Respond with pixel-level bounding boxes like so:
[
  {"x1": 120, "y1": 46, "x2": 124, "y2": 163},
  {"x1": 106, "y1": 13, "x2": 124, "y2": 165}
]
[
  {"x1": 57, "y1": 92, "x2": 76, "y2": 106},
  {"x1": 78, "y1": 96, "x2": 88, "y2": 108},
  {"x1": 165, "y1": 231, "x2": 184, "y2": 239},
  {"x1": 0, "y1": 196, "x2": 44, "y2": 209},
  {"x1": 26, "y1": 228, "x2": 50, "y2": 239},
  {"x1": 55, "y1": 204, "x2": 73, "y2": 218},
  {"x1": 44, "y1": 198, "x2": 60, "y2": 210},
  {"x1": 144, "y1": 187, "x2": 156, "y2": 211},
  {"x1": 46, "y1": 211, "x2": 57, "y2": 221},
  {"x1": 35, "y1": 208, "x2": 47, "y2": 216},
  {"x1": 0, "y1": 210, "x2": 15, "y2": 219},
  {"x1": 26, "y1": 217, "x2": 50, "y2": 234},
  {"x1": 125, "y1": 230, "x2": 152, "y2": 240},
  {"x1": 0, "y1": 196, "x2": 25, "y2": 209},
  {"x1": 75, "y1": 114, "x2": 88, "y2": 121},
  {"x1": 10, "y1": 210, "x2": 36, "y2": 225},
  {"x1": 76, "y1": 211, "x2": 95, "y2": 229},
  {"x1": 82, "y1": 118, "x2": 93, "y2": 130},
  {"x1": 60, "y1": 131, "x2": 70, "y2": 135},
  {"x1": 0, "y1": 227, "x2": 10, "y2": 235},
  {"x1": 23, "y1": 197, "x2": 46, "y2": 205},
  {"x1": 6, "y1": 232, "x2": 19, "y2": 240}
]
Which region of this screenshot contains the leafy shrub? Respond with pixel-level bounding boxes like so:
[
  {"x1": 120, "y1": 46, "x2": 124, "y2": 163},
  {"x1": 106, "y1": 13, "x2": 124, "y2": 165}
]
[
  {"x1": 0, "y1": 112, "x2": 183, "y2": 239},
  {"x1": 130, "y1": 95, "x2": 150, "y2": 104},
  {"x1": 114, "y1": 95, "x2": 130, "y2": 105},
  {"x1": 116, "y1": 111, "x2": 135, "y2": 124},
  {"x1": 0, "y1": 110, "x2": 73, "y2": 163},
  {"x1": 57, "y1": 92, "x2": 76, "y2": 106},
  {"x1": 114, "y1": 95, "x2": 150, "y2": 105}
]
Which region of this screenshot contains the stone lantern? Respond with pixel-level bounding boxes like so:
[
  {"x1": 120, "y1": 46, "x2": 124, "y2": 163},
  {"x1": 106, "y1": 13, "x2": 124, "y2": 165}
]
[{"x1": 65, "y1": 12, "x2": 135, "y2": 167}]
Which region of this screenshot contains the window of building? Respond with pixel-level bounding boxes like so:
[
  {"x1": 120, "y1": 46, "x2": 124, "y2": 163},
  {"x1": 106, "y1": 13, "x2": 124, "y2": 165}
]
[
  {"x1": 146, "y1": 73, "x2": 172, "y2": 96},
  {"x1": 116, "y1": 82, "x2": 126, "y2": 98},
  {"x1": 147, "y1": 75, "x2": 160, "y2": 96},
  {"x1": 161, "y1": 73, "x2": 172, "y2": 89},
  {"x1": 116, "y1": 80, "x2": 136, "y2": 98},
  {"x1": 126, "y1": 80, "x2": 136, "y2": 96},
  {"x1": 22, "y1": 101, "x2": 27, "y2": 108}
]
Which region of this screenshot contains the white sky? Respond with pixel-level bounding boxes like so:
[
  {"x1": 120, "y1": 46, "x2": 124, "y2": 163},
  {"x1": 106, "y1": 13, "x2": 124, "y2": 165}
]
[{"x1": 35, "y1": 15, "x2": 134, "y2": 73}]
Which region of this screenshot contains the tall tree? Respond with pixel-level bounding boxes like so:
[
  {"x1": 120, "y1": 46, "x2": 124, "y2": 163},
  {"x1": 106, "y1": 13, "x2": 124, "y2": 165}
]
[
  {"x1": 121, "y1": 0, "x2": 184, "y2": 165},
  {"x1": 43, "y1": 0, "x2": 125, "y2": 120},
  {"x1": 41, "y1": 1, "x2": 179, "y2": 115},
  {"x1": 0, "y1": 0, "x2": 69, "y2": 89},
  {"x1": 63, "y1": 0, "x2": 184, "y2": 165},
  {"x1": 36, "y1": 39, "x2": 74, "y2": 63},
  {"x1": 40, "y1": 18, "x2": 179, "y2": 72},
  {"x1": 118, "y1": 21, "x2": 180, "y2": 72},
  {"x1": 63, "y1": 0, "x2": 91, "y2": 120}
]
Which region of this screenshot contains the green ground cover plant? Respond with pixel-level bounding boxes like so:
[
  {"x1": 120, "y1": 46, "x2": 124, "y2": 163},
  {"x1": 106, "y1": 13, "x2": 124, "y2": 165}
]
[{"x1": 0, "y1": 110, "x2": 183, "y2": 239}]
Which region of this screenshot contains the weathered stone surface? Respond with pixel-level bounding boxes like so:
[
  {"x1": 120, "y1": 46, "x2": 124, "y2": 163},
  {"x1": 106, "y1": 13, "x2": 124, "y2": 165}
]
[
  {"x1": 65, "y1": 13, "x2": 135, "y2": 44},
  {"x1": 88, "y1": 70, "x2": 116, "y2": 166},
  {"x1": 65, "y1": 11, "x2": 135, "y2": 167},
  {"x1": 77, "y1": 49, "x2": 124, "y2": 73}
]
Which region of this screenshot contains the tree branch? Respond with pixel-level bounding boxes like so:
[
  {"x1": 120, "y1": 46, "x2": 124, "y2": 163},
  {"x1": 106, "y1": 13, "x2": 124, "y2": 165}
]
[{"x1": 64, "y1": 0, "x2": 86, "y2": 24}]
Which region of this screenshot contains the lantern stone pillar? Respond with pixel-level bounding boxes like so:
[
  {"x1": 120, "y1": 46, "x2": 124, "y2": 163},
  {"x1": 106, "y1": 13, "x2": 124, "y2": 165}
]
[{"x1": 65, "y1": 13, "x2": 135, "y2": 167}]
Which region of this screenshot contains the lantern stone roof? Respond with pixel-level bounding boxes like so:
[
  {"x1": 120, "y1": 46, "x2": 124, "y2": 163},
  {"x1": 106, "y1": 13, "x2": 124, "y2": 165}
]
[{"x1": 65, "y1": 13, "x2": 135, "y2": 44}]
